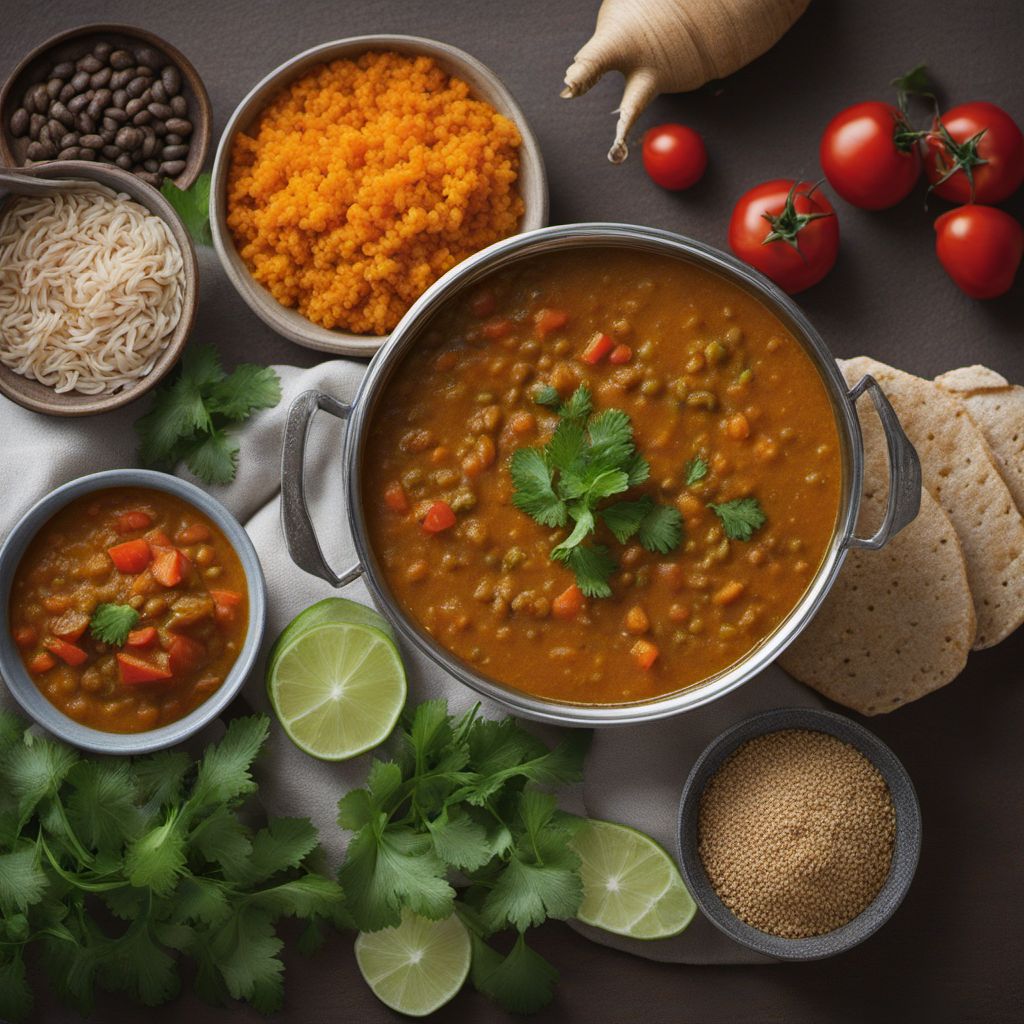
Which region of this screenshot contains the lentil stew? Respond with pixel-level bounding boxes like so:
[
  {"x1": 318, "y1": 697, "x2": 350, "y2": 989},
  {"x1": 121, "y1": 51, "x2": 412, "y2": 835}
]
[
  {"x1": 364, "y1": 248, "x2": 843, "y2": 704},
  {"x1": 8, "y1": 486, "x2": 248, "y2": 732}
]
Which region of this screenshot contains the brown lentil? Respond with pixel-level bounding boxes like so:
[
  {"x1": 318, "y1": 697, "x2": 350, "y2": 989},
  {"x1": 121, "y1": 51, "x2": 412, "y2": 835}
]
[{"x1": 698, "y1": 729, "x2": 895, "y2": 938}]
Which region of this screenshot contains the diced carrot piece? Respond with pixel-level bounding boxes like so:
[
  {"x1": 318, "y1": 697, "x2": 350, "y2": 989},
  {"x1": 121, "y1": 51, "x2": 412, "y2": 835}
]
[
  {"x1": 631, "y1": 639, "x2": 659, "y2": 670},
  {"x1": 581, "y1": 332, "x2": 615, "y2": 365},
  {"x1": 210, "y1": 590, "x2": 242, "y2": 626},
  {"x1": 117, "y1": 653, "x2": 173, "y2": 685},
  {"x1": 44, "y1": 637, "x2": 88, "y2": 666},
  {"x1": 713, "y1": 581, "x2": 746, "y2": 606},
  {"x1": 384, "y1": 482, "x2": 409, "y2": 513},
  {"x1": 534, "y1": 308, "x2": 568, "y2": 339},
  {"x1": 609, "y1": 344, "x2": 633, "y2": 364},
  {"x1": 624, "y1": 605, "x2": 650, "y2": 635},
  {"x1": 471, "y1": 291, "x2": 497, "y2": 318},
  {"x1": 51, "y1": 609, "x2": 89, "y2": 641},
  {"x1": 422, "y1": 501, "x2": 456, "y2": 534},
  {"x1": 126, "y1": 627, "x2": 158, "y2": 649},
  {"x1": 116, "y1": 510, "x2": 153, "y2": 533},
  {"x1": 108, "y1": 538, "x2": 152, "y2": 574},
  {"x1": 13, "y1": 625, "x2": 37, "y2": 649},
  {"x1": 28, "y1": 652, "x2": 56, "y2": 673},
  {"x1": 151, "y1": 547, "x2": 191, "y2": 588},
  {"x1": 552, "y1": 584, "x2": 585, "y2": 620},
  {"x1": 168, "y1": 635, "x2": 206, "y2": 676},
  {"x1": 145, "y1": 528, "x2": 173, "y2": 548},
  {"x1": 483, "y1": 318, "x2": 512, "y2": 339},
  {"x1": 175, "y1": 523, "x2": 211, "y2": 545}
]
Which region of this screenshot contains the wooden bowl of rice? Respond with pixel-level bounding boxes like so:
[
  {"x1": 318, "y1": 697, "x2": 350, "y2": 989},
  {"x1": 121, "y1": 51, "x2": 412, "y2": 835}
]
[
  {"x1": 0, "y1": 161, "x2": 197, "y2": 417},
  {"x1": 210, "y1": 35, "x2": 548, "y2": 358}
]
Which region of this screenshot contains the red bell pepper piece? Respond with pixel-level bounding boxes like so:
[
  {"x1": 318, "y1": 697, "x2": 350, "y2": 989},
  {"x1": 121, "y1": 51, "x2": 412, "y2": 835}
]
[
  {"x1": 117, "y1": 653, "x2": 173, "y2": 685},
  {"x1": 44, "y1": 637, "x2": 88, "y2": 666},
  {"x1": 580, "y1": 332, "x2": 615, "y2": 365},
  {"x1": 126, "y1": 627, "x2": 158, "y2": 649}
]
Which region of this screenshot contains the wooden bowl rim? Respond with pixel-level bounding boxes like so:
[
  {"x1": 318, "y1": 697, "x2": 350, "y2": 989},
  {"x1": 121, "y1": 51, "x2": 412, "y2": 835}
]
[
  {"x1": 0, "y1": 161, "x2": 198, "y2": 417},
  {"x1": 210, "y1": 33, "x2": 549, "y2": 358},
  {"x1": 0, "y1": 22, "x2": 211, "y2": 191}
]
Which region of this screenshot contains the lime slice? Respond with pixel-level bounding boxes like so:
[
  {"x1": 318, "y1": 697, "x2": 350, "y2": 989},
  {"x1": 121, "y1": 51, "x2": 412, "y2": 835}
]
[
  {"x1": 355, "y1": 910, "x2": 471, "y2": 1017},
  {"x1": 571, "y1": 819, "x2": 696, "y2": 939},
  {"x1": 267, "y1": 615, "x2": 406, "y2": 761}
]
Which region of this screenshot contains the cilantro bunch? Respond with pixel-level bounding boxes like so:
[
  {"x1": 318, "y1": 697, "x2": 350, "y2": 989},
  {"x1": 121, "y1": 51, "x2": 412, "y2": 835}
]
[
  {"x1": 511, "y1": 385, "x2": 683, "y2": 597},
  {"x1": 337, "y1": 701, "x2": 589, "y2": 1014},
  {"x1": 135, "y1": 344, "x2": 282, "y2": 485},
  {"x1": 0, "y1": 713, "x2": 343, "y2": 1022}
]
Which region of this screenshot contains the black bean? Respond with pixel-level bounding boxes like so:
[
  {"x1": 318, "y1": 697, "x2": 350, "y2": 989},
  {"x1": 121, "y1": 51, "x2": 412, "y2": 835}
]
[
  {"x1": 79, "y1": 133, "x2": 104, "y2": 150},
  {"x1": 140, "y1": 88, "x2": 153, "y2": 107},
  {"x1": 59, "y1": 82, "x2": 76, "y2": 103},
  {"x1": 114, "y1": 153, "x2": 132, "y2": 170},
  {"x1": 26, "y1": 140, "x2": 53, "y2": 160},
  {"x1": 170, "y1": 95, "x2": 187, "y2": 119},
  {"x1": 27, "y1": 83, "x2": 49, "y2": 113},
  {"x1": 114, "y1": 125, "x2": 142, "y2": 150},
  {"x1": 133, "y1": 110, "x2": 152, "y2": 126},
  {"x1": 136, "y1": 170, "x2": 162, "y2": 187},
  {"x1": 152, "y1": 120, "x2": 168, "y2": 138},
  {"x1": 134, "y1": 47, "x2": 161, "y2": 69},
  {"x1": 86, "y1": 98, "x2": 105, "y2": 122},
  {"x1": 150, "y1": 80, "x2": 167, "y2": 103},
  {"x1": 59, "y1": 131, "x2": 78, "y2": 149},
  {"x1": 51, "y1": 101, "x2": 74, "y2": 127},
  {"x1": 67, "y1": 93, "x2": 89, "y2": 114},
  {"x1": 108, "y1": 49, "x2": 133, "y2": 70},
  {"x1": 52, "y1": 61, "x2": 75, "y2": 80},
  {"x1": 126, "y1": 77, "x2": 149, "y2": 99},
  {"x1": 93, "y1": 87, "x2": 112, "y2": 109},
  {"x1": 78, "y1": 146, "x2": 96, "y2": 161},
  {"x1": 29, "y1": 113, "x2": 44, "y2": 139},
  {"x1": 110, "y1": 68, "x2": 132, "y2": 89},
  {"x1": 91, "y1": 68, "x2": 112, "y2": 90},
  {"x1": 124, "y1": 97, "x2": 143, "y2": 118},
  {"x1": 100, "y1": 128, "x2": 116, "y2": 144},
  {"x1": 77, "y1": 54, "x2": 102, "y2": 74},
  {"x1": 38, "y1": 124, "x2": 52, "y2": 146},
  {"x1": 70, "y1": 70, "x2": 90, "y2": 92},
  {"x1": 102, "y1": 116, "x2": 119, "y2": 132},
  {"x1": 58, "y1": 146, "x2": 82, "y2": 160},
  {"x1": 92, "y1": 41, "x2": 113, "y2": 61},
  {"x1": 10, "y1": 108, "x2": 29, "y2": 137},
  {"x1": 160, "y1": 143, "x2": 188, "y2": 161},
  {"x1": 147, "y1": 101, "x2": 172, "y2": 120},
  {"x1": 110, "y1": 89, "x2": 127, "y2": 109},
  {"x1": 46, "y1": 77, "x2": 63, "y2": 99},
  {"x1": 104, "y1": 107, "x2": 127, "y2": 124},
  {"x1": 140, "y1": 133, "x2": 155, "y2": 158},
  {"x1": 165, "y1": 117, "x2": 192, "y2": 137},
  {"x1": 161, "y1": 65, "x2": 181, "y2": 96},
  {"x1": 100, "y1": 144, "x2": 120, "y2": 159},
  {"x1": 163, "y1": 132, "x2": 181, "y2": 146},
  {"x1": 134, "y1": 65, "x2": 154, "y2": 80},
  {"x1": 144, "y1": 158, "x2": 159, "y2": 172}
]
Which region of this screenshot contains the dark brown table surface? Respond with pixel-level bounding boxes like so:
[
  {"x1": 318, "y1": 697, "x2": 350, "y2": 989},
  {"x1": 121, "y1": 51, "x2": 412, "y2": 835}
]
[{"x1": 3, "y1": 1, "x2": 1022, "y2": 1021}]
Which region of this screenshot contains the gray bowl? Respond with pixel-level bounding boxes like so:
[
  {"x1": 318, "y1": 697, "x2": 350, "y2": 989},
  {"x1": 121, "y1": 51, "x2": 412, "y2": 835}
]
[
  {"x1": 0, "y1": 469, "x2": 266, "y2": 755},
  {"x1": 677, "y1": 707, "x2": 921, "y2": 961}
]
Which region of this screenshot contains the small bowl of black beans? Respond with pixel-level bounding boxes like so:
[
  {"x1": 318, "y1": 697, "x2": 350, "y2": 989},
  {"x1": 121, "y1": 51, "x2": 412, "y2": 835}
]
[{"x1": 0, "y1": 23, "x2": 210, "y2": 191}]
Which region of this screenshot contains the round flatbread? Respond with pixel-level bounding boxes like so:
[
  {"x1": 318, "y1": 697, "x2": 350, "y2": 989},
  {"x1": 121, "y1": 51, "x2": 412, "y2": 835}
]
[
  {"x1": 936, "y1": 365, "x2": 1024, "y2": 516},
  {"x1": 841, "y1": 356, "x2": 1024, "y2": 650},
  {"x1": 779, "y1": 362, "x2": 974, "y2": 714}
]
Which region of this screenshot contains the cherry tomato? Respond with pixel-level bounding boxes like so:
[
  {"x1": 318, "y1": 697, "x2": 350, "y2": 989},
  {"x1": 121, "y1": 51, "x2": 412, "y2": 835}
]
[
  {"x1": 925, "y1": 102, "x2": 1024, "y2": 204},
  {"x1": 819, "y1": 101, "x2": 921, "y2": 209},
  {"x1": 728, "y1": 180, "x2": 839, "y2": 294},
  {"x1": 642, "y1": 124, "x2": 707, "y2": 191},
  {"x1": 934, "y1": 204, "x2": 1023, "y2": 299}
]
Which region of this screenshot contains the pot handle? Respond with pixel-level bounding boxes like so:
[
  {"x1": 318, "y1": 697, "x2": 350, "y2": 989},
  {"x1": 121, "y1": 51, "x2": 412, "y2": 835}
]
[
  {"x1": 846, "y1": 374, "x2": 922, "y2": 550},
  {"x1": 280, "y1": 390, "x2": 364, "y2": 587}
]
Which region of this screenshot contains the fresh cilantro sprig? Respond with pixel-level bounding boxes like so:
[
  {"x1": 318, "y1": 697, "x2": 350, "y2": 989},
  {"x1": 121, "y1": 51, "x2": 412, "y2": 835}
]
[
  {"x1": 512, "y1": 385, "x2": 682, "y2": 597},
  {"x1": 337, "y1": 700, "x2": 589, "y2": 1015},
  {"x1": 709, "y1": 497, "x2": 767, "y2": 540},
  {"x1": 0, "y1": 713, "x2": 343, "y2": 1022},
  {"x1": 135, "y1": 344, "x2": 281, "y2": 485},
  {"x1": 685, "y1": 456, "x2": 708, "y2": 486},
  {"x1": 161, "y1": 172, "x2": 212, "y2": 246},
  {"x1": 89, "y1": 603, "x2": 140, "y2": 646}
]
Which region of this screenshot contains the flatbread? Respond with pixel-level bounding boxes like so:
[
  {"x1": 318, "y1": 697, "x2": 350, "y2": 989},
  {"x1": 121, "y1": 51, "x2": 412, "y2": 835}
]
[
  {"x1": 841, "y1": 356, "x2": 1024, "y2": 649},
  {"x1": 935, "y1": 365, "x2": 1024, "y2": 515},
  {"x1": 779, "y1": 367, "x2": 974, "y2": 714}
]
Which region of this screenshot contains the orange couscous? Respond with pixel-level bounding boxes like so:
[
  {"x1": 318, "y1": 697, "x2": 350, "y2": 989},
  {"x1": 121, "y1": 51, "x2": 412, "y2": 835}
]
[{"x1": 225, "y1": 52, "x2": 525, "y2": 335}]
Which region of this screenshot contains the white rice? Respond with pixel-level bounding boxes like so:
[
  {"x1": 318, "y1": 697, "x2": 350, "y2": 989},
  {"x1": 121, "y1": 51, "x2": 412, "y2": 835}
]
[{"x1": 0, "y1": 184, "x2": 184, "y2": 395}]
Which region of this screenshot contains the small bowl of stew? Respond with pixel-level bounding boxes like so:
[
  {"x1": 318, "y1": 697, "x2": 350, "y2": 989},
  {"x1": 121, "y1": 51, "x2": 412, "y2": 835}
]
[{"x1": 0, "y1": 469, "x2": 266, "y2": 754}]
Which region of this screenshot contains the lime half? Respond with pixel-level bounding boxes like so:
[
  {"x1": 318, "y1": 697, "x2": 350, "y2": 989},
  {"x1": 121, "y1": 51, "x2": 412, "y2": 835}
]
[
  {"x1": 355, "y1": 910, "x2": 471, "y2": 1017},
  {"x1": 572, "y1": 819, "x2": 696, "y2": 939},
  {"x1": 267, "y1": 612, "x2": 406, "y2": 761}
]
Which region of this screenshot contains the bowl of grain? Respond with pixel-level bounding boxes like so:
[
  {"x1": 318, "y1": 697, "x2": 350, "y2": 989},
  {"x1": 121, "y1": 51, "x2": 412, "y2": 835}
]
[
  {"x1": 210, "y1": 35, "x2": 547, "y2": 358},
  {"x1": 0, "y1": 161, "x2": 197, "y2": 417},
  {"x1": 676, "y1": 707, "x2": 921, "y2": 960}
]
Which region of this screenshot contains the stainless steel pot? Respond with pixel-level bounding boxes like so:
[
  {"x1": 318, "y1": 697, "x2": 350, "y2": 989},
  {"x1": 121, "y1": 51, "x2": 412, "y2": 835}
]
[{"x1": 280, "y1": 224, "x2": 921, "y2": 726}]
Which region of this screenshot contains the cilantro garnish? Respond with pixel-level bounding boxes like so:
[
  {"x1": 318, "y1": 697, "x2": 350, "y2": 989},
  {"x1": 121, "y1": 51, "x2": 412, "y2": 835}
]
[
  {"x1": 510, "y1": 386, "x2": 682, "y2": 597},
  {"x1": 685, "y1": 456, "x2": 709, "y2": 486},
  {"x1": 709, "y1": 497, "x2": 767, "y2": 540},
  {"x1": 0, "y1": 713, "x2": 343, "y2": 1021},
  {"x1": 337, "y1": 700, "x2": 589, "y2": 1015},
  {"x1": 135, "y1": 344, "x2": 281, "y2": 485},
  {"x1": 89, "y1": 603, "x2": 140, "y2": 646},
  {"x1": 161, "y1": 172, "x2": 212, "y2": 246}
]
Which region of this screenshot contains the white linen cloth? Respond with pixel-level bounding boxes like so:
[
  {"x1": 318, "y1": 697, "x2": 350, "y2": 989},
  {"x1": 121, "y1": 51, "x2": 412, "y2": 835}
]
[{"x1": 0, "y1": 357, "x2": 823, "y2": 965}]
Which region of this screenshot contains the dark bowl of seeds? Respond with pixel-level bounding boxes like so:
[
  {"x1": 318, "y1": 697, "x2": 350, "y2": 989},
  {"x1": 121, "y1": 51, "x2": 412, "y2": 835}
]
[
  {"x1": 0, "y1": 23, "x2": 210, "y2": 190},
  {"x1": 676, "y1": 706, "x2": 921, "y2": 961}
]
